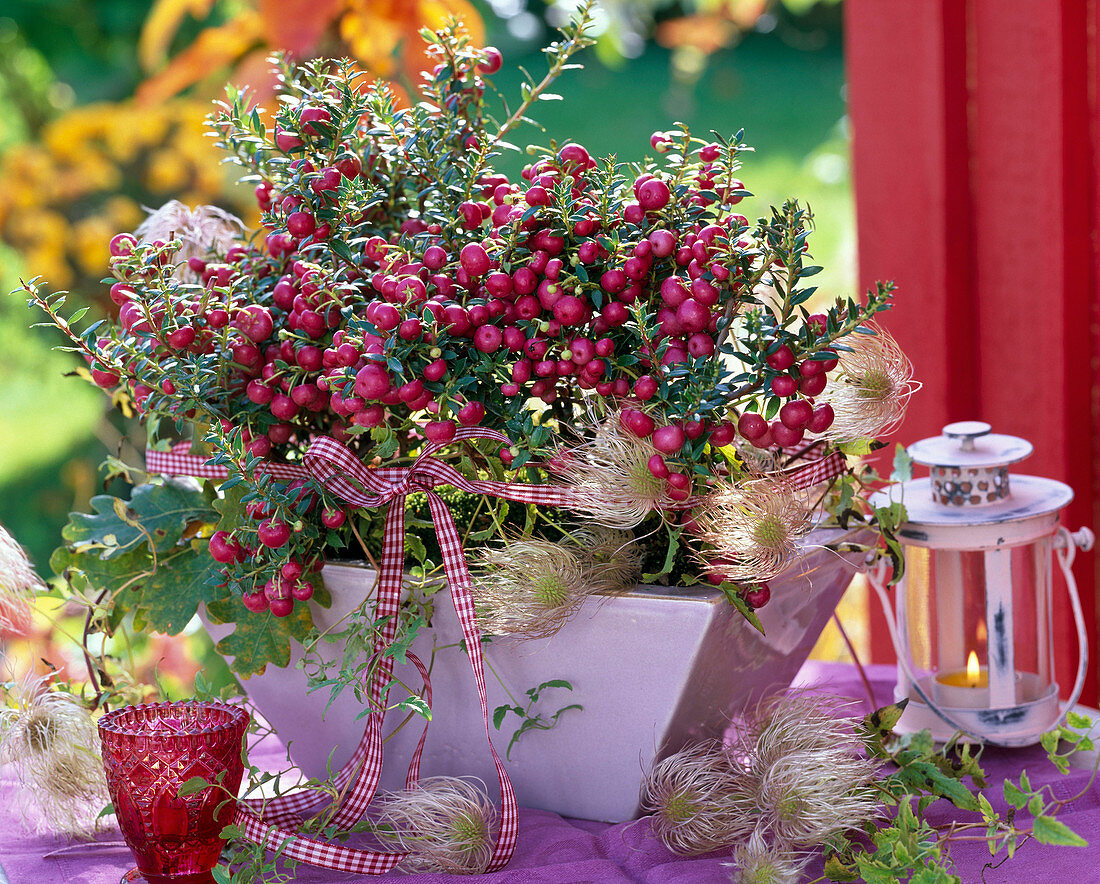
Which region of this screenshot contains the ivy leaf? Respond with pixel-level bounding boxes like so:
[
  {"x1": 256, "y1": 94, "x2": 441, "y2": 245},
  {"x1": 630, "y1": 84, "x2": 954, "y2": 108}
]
[
  {"x1": 64, "y1": 483, "x2": 214, "y2": 559},
  {"x1": 1031, "y1": 815, "x2": 1088, "y2": 847},
  {"x1": 1003, "y1": 780, "x2": 1028, "y2": 809},
  {"x1": 206, "y1": 595, "x2": 315, "y2": 677},
  {"x1": 176, "y1": 776, "x2": 212, "y2": 797},
  {"x1": 822, "y1": 855, "x2": 859, "y2": 882},
  {"x1": 395, "y1": 695, "x2": 431, "y2": 721}
]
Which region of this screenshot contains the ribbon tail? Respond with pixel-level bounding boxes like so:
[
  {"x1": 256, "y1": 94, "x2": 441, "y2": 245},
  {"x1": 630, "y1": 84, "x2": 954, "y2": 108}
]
[
  {"x1": 327, "y1": 496, "x2": 407, "y2": 830},
  {"x1": 424, "y1": 491, "x2": 518, "y2": 870}
]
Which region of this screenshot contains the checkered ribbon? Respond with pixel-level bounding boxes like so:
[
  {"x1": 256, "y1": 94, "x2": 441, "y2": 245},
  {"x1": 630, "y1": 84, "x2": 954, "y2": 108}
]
[
  {"x1": 145, "y1": 431, "x2": 845, "y2": 873},
  {"x1": 782, "y1": 448, "x2": 848, "y2": 488},
  {"x1": 149, "y1": 429, "x2": 574, "y2": 873}
]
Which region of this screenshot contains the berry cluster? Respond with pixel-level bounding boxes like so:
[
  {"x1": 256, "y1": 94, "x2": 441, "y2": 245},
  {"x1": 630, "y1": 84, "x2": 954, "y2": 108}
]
[{"x1": 42, "y1": 25, "x2": 895, "y2": 617}]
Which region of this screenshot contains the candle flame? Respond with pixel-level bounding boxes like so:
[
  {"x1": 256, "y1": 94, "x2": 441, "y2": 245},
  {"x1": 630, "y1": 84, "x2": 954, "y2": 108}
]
[{"x1": 967, "y1": 650, "x2": 980, "y2": 686}]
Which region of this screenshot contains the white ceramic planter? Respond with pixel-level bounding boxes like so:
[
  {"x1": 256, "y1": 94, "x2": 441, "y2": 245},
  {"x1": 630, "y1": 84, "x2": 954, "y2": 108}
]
[{"x1": 205, "y1": 527, "x2": 866, "y2": 822}]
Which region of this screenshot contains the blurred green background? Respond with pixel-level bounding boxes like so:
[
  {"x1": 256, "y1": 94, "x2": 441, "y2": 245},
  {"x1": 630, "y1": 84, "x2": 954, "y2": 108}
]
[{"x1": 0, "y1": 0, "x2": 856, "y2": 683}]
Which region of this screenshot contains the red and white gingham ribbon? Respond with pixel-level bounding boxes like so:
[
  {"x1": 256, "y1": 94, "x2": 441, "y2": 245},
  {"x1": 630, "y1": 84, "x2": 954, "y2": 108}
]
[
  {"x1": 150, "y1": 429, "x2": 573, "y2": 873},
  {"x1": 145, "y1": 430, "x2": 846, "y2": 873},
  {"x1": 783, "y1": 448, "x2": 847, "y2": 488}
]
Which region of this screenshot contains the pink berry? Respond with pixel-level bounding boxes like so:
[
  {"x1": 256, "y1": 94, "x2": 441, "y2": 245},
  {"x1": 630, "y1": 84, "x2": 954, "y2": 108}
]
[
  {"x1": 258, "y1": 520, "x2": 291, "y2": 548},
  {"x1": 291, "y1": 580, "x2": 314, "y2": 602},
  {"x1": 270, "y1": 597, "x2": 295, "y2": 617},
  {"x1": 424, "y1": 420, "x2": 457, "y2": 444},
  {"x1": 766, "y1": 345, "x2": 795, "y2": 371},
  {"x1": 457, "y1": 401, "x2": 486, "y2": 426},
  {"x1": 242, "y1": 591, "x2": 269, "y2": 613},
  {"x1": 779, "y1": 400, "x2": 813, "y2": 431},
  {"x1": 637, "y1": 177, "x2": 671, "y2": 211},
  {"x1": 209, "y1": 531, "x2": 237, "y2": 564},
  {"x1": 800, "y1": 373, "x2": 827, "y2": 397},
  {"x1": 459, "y1": 243, "x2": 491, "y2": 277},
  {"x1": 653, "y1": 424, "x2": 686, "y2": 454},
  {"x1": 321, "y1": 507, "x2": 346, "y2": 528},
  {"x1": 648, "y1": 454, "x2": 670, "y2": 479},
  {"x1": 619, "y1": 408, "x2": 655, "y2": 438},
  {"x1": 478, "y1": 46, "x2": 503, "y2": 74},
  {"x1": 770, "y1": 420, "x2": 804, "y2": 448},
  {"x1": 771, "y1": 375, "x2": 799, "y2": 397},
  {"x1": 806, "y1": 403, "x2": 835, "y2": 434},
  {"x1": 737, "y1": 412, "x2": 768, "y2": 441},
  {"x1": 634, "y1": 375, "x2": 658, "y2": 400},
  {"x1": 744, "y1": 583, "x2": 771, "y2": 608}
]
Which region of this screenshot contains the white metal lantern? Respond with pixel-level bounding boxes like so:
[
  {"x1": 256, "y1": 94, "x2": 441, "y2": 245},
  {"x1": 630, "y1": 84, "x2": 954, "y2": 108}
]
[{"x1": 869, "y1": 421, "x2": 1093, "y2": 746}]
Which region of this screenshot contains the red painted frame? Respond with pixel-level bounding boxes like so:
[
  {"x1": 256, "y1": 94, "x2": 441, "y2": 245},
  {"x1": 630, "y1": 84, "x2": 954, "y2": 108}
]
[{"x1": 845, "y1": 0, "x2": 1099, "y2": 704}]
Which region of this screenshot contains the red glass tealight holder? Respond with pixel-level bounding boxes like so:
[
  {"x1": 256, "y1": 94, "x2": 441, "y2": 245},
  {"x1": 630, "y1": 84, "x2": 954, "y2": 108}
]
[{"x1": 98, "y1": 701, "x2": 250, "y2": 884}]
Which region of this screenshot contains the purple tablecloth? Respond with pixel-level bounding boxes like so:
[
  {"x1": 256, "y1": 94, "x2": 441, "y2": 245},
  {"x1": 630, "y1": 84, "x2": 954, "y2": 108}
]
[{"x1": 6, "y1": 661, "x2": 1099, "y2": 883}]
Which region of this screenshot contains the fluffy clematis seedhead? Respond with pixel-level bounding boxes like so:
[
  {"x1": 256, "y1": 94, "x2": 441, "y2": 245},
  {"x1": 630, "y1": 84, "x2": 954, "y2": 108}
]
[
  {"x1": 640, "y1": 741, "x2": 754, "y2": 856},
  {"x1": 0, "y1": 523, "x2": 40, "y2": 633},
  {"x1": 555, "y1": 416, "x2": 675, "y2": 529},
  {"x1": 817, "y1": 323, "x2": 919, "y2": 442},
  {"x1": 472, "y1": 539, "x2": 591, "y2": 639},
  {"x1": 135, "y1": 200, "x2": 244, "y2": 280},
  {"x1": 694, "y1": 476, "x2": 813, "y2": 584},
  {"x1": 0, "y1": 675, "x2": 109, "y2": 836},
  {"x1": 376, "y1": 777, "x2": 496, "y2": 875},
  {"x1": 725, "y1": 829, "x2": 811, "y2": 884}
]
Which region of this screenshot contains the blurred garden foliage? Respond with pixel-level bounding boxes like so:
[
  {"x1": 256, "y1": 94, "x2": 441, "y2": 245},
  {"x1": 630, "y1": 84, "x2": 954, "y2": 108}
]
[{"x1": 0, "y1": 0, "x2": 855, "y2": 687}]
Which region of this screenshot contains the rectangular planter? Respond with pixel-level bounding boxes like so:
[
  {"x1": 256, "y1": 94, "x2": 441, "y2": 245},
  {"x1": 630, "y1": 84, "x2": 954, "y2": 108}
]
[{"x1": 205, "y1": 527, "x2": 865, "y2": 822}]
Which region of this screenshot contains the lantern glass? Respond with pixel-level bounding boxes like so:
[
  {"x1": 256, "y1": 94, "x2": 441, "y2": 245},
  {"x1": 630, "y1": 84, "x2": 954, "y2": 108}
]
[{"x1": 901, "y1": 539, "x2": 1056, "y2": 707}]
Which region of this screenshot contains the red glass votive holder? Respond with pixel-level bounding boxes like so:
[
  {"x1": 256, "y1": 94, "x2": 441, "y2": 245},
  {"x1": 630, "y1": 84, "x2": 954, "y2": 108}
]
[{"x1": 98, "y1": 701, "x2": 250, "y2": 884}]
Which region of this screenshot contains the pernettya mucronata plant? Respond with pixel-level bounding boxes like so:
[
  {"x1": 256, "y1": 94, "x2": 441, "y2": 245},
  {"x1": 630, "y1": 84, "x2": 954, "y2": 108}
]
[{"x1": 26, "y1": 5, "x2": 914, "y2": 691}]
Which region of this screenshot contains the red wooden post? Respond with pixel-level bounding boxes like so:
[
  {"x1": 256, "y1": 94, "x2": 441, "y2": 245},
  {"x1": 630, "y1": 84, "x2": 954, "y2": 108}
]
[{"x1": 845, "y1": 0, "x2": 1099, "y2": 703}]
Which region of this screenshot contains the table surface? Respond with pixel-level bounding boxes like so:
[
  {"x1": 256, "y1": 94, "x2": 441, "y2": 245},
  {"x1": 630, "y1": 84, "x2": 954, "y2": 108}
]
[{"x1": 4, "y1": 661, "x2": 1099, "y2": 883}]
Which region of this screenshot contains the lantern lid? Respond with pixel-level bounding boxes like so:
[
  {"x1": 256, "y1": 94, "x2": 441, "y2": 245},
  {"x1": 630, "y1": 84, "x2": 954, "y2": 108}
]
[
  {"x1": 871, "y1": 474, "x2": 1073, "y2": 530},
  {"x1": 907, "y1": 421, "x2": 1033, "y2": 470}
]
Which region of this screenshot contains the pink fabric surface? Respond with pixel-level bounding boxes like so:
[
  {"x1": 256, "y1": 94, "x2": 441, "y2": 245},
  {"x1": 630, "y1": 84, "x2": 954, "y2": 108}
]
[{"x1": 4, "y1": 660, "x2": 1098, "y2": 883}]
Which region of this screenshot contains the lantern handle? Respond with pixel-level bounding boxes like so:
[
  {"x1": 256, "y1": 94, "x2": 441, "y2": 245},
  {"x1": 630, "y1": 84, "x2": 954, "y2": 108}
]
[
  {"x1": 1054, "y1": 526, "x2": 1093, "y2": 717},
  {"x1": 866, "y1": 558, "x2": 992, "y2": 742}
]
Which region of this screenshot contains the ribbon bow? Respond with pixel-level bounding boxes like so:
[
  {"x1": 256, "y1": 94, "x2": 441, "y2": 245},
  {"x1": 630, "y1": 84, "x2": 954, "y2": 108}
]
[{"x1": 227, "y1": 428, "x2": 574, "y2": 874}]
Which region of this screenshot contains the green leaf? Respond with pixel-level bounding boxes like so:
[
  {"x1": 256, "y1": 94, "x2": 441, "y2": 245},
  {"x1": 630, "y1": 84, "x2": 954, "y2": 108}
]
[
  {"x1": 64, "y1": 483, "x2": 214, "y2": 559},
  {"x1": 131, "y1": 542, "x2": 223, "y2": 635},
  {"x1": 395, "y1": 695, "x2": 431, "y2": 721},
  {"x1": 1067, "y1": 710, "x2": 1093, "y2": 729},
  {"x1": 891, "y1": 444, "x2": 913, "y2": 483},
  {"x1": 1003, "y1": 780, "x2": 1028, "y2": 809},
  {"x1": 176, "y1": 776, "x2": 212, "y2": 797},
  {"x1": 1031, "y1": 815, "x2": 1088, "y2": 847},
  {"x1": 720, "y1": 585, "x2": 765, "y2": 634},
  {"x1": 822, "y1": 855, "x2": 859, "y2": 881},
  {"x1": 492, "y1": 705, "x2": 510, "y2": 730},
  {"x1": 206, "y1": 594, "x2": 316, "y2": 677}
]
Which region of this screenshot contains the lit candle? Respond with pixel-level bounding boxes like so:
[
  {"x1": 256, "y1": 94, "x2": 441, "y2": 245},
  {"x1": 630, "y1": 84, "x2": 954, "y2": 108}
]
[{"x1": 933, "y1": 651, "x2": 990, "y2": 707}]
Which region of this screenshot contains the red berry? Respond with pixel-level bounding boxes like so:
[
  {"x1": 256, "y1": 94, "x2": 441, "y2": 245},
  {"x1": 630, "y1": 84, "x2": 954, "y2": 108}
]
[
  {"x1": 770, "y1": 420, "x2": 804, "y2": 448},
  {"x1": 766, "y1": 345, "x2": 795, "y2": 371},
  {"x1": 806, "y1": 403, "x2": 835, "y2": 434},
  {"x1": 737, "y1": 412, "x2": 768, "y2": 441},
  {"x1": 619, "y1": 408, "x2": 655, "y2": 438},
  {"x1": 771, "y1": 375, "x2": 799, "y2": 397},
  {"x1": 424, "y1": 420, "x2": 457, "y2": 444},
  {"x1": 321, "y1": 507, "x2": 347, "y2": 528},
  {"x1": 478, "y1": 46, "x2": 503, "y2": 74},
  {"x1": 653, "y1": 424, "x2": 686, "y2": 454},
  {"x1": 242, "y1": 591, "x2": 269, "y2": 613},
  {"x1": 287, "y1": 211, "x2": 316, "y2": 237},
  {"x1": 779, "y1": 400, "x2": 813, "y2": 431},
  {"x1": 209, "y1": 531, "x2": 237, "y2": 564},
  {"x1": 459, "y1": 243, "x2": 490, "y2": 277},
  {"x1": 257, "y1": 520, "x2": 291, "y2": 548},
  {"x1": 457, "y1": 401, "x2": 486, "y2": 426},
  {"x1": 270, "y1": 597, "x2": 295, "y2": 617},
  {"x1": 637, "y1": 177, "x2": 671, "y2": 211},
  {"x1": 634, "y1": 375, "x2": 658, "y2": 400},
  {"x1": 648, "y1": 454, "x2": 670, "y2": 479},
  {"x1": 744, "y1": 583, "x2": 771, "y2": 608},
  {"x1": 800, "y1": 372, "x2": 828, "y2": 397},
  {"x1": 291, "y1": 580, "x2": 314, "y2": 602}
]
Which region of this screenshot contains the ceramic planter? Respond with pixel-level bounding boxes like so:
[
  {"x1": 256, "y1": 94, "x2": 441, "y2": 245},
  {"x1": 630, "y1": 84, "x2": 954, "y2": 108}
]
[{"x1": 205, "y1": 526, "x2": 867, "y2": 822}]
